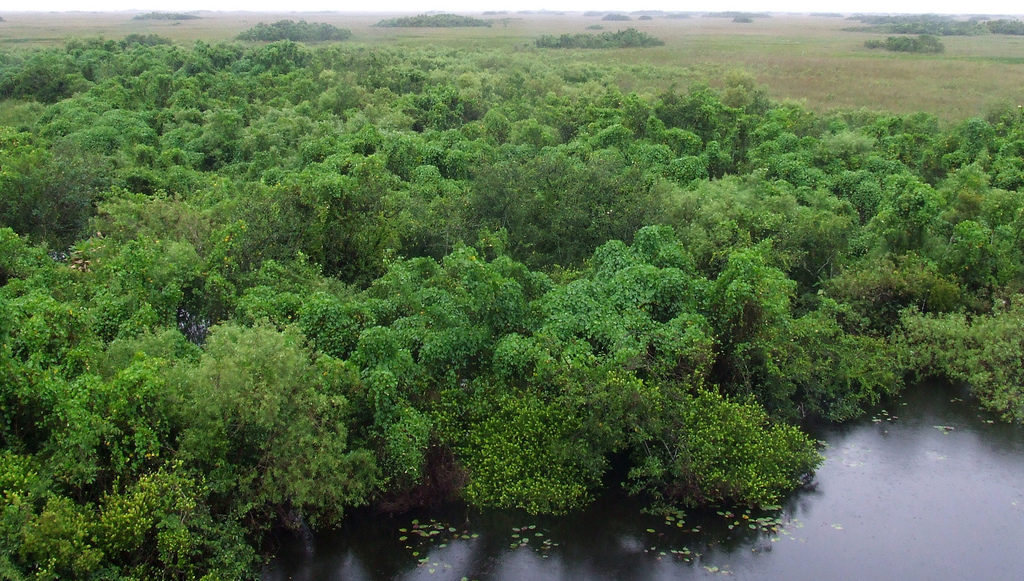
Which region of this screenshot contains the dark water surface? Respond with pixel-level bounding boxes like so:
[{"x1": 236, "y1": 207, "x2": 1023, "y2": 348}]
[{"x1": 264, "y1": 383, "x2": 1024, "y2": 580}]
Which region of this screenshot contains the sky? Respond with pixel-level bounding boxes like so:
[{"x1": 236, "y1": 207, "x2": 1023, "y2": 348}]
[{"x1": 5, "y1": 1, "x2": 1022, "y2": 16}]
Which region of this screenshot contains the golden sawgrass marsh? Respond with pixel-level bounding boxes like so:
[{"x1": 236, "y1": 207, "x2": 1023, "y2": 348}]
[{"x1": 2, "y1": 11, "x2": 1023, "y2": 121}]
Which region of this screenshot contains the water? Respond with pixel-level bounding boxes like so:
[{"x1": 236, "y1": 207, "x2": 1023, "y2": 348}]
[{"x1": 264, "y1": 382, "x2": 1024, "y2": 580}]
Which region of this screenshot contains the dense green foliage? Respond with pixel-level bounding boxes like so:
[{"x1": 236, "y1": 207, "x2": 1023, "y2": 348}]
[
  {"x1": 899, "y1": 299, "x2": 1024, "y2": 421},
  {"x1": 536, "y1": 28, "x2": 664, "y2": 49},
  {"x1": 375, "y1": 14, "x2": 492, "y2": 28},
  {"x1": 3, "y1": 31, "x2": 1024, "y2": 577},
  {"x1": 237, "y1": 20, "x2": 352, "y2": 43},
  {"x1": 602, "y1": 14, "x2": 631, "y2": 21},
  {"x1": 865, "y1": 35, "x2": 945, "y2": 53}
]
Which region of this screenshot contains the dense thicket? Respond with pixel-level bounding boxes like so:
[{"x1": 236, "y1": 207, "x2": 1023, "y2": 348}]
[
  {"x1": 536, "y1": 28, "x2": 664, "y2": 49},
  {"x1": 985, "y1": 19, "x2": 1024, "y2": 35},
  {"x1": 237, "y1": 20, "x2": 352, "y2": 42},
  {"x1": 2, "y1": 36, "x2": 1024, "y2": 578},
  {"x1": 375, "y1": 13, "x2": 491, "y2": 27},
  {"x1": 865, "y1": 34, "x2": 945, "y2": 53}
]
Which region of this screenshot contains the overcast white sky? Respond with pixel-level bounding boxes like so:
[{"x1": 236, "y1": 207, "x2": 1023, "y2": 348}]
[{"x1": 5, "y1": 1, "x2": 1022, "y2": 16}]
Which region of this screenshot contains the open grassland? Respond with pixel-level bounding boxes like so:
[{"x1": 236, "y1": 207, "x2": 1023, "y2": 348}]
[{"x1": 2, "y1": 11, "x2": 1024, "y2": 121}]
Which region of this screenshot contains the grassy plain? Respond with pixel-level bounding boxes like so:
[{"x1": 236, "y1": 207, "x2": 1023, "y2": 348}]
[{"x1": 2, "y1": 10, "x2": 1024, "y2": 121}]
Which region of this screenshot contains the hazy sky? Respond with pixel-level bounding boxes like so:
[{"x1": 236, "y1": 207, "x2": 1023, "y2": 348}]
[{"x1": 6, "y1": 1, "x2": 1022, "y2": 16}]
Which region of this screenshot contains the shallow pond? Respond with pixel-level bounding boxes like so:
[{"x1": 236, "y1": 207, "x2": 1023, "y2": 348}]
[{"x1": 264, "y1": 382, "x2": 1024, "y2": 580}]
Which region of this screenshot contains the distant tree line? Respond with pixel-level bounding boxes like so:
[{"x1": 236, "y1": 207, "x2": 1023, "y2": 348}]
[
  {"x1": 865, "y1": 34, "x2": 945, "y2": 53},
  {"x1": 985, "y1": 19, "x2": 1024, "y2": 35},
  {"x1": 847, "y1": 14, "x2": 987, "y2": 35},
  {"x1": 705, "y1": 12, "x2": 771, "y2": 19},
  {"x1": 536, "y1": 28, "x2": 664, "y2": 49},
  {"x1": 375, "y1": 13, "x2": 492, "y2": 28},
  {"x1": 131, "y1": 12, "x2": 200, "y2": 21},
  {"x1": 237, "y1": 20, "x2": 352, "y2": 42},
  {"x1": 848, "y1": 15, "x2": 1024, "y2": 36}
]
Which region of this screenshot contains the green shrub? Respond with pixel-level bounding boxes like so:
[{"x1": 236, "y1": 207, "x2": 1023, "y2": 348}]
[
  {"x1": 237, "y1": 19, "x2": 351, "y2": 42},
  {"x1": 865, "y1": 35, "x2": 945, "y2": 53},
  {"x1": 375, "y1": 14, "x2": 491, "y2": 28},
  {"x1": 536, "y1": 28, "x2": 664, "y2": 49}
]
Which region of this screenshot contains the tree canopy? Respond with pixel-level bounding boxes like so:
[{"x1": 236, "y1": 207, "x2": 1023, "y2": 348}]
[{"x1": 2, "y1": 32, "x2": 1024, "y2": 577}]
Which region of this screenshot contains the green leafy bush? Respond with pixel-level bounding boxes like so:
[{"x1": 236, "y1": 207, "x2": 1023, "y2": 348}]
[
  {"x1": 177, "y1": 323, "x2": 377, "y2": 527},
  {"x1": 628, "y1": 389, "x2": 822, "y2": 507},
  {"x1": 899, "y1": 299, "x2": 1024, "y2": 421}
]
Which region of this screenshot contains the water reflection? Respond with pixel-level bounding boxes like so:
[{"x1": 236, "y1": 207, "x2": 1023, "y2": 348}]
[{"x1": 265, "y1": 383, "x2": 1024, "y2": 580}]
